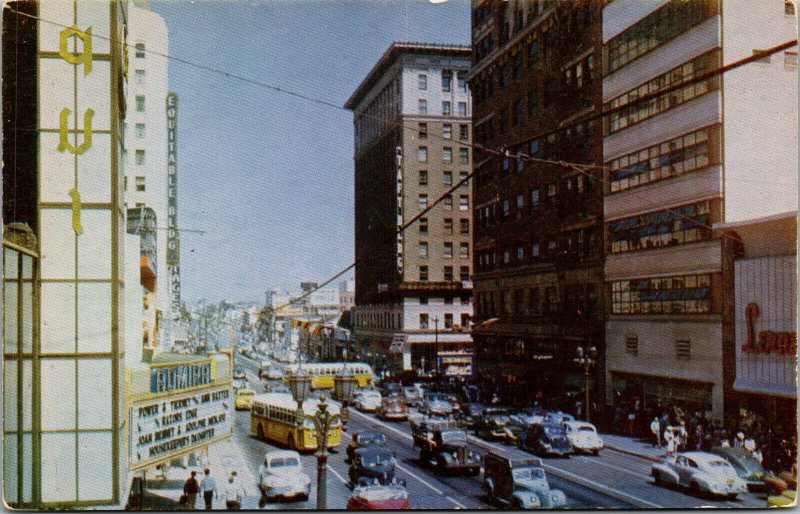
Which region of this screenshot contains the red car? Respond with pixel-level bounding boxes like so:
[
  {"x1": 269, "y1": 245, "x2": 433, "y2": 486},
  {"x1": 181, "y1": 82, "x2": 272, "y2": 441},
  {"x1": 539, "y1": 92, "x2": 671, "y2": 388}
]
[{"x1": 347, "y1": 483, "x2": 409, "y2": 510}]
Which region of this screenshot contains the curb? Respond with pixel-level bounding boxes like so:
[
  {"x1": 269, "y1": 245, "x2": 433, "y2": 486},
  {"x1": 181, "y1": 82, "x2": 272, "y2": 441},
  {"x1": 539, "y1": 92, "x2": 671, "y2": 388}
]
[{"x1": 604, "y1": 444, "x2": 664, "y2": 463}]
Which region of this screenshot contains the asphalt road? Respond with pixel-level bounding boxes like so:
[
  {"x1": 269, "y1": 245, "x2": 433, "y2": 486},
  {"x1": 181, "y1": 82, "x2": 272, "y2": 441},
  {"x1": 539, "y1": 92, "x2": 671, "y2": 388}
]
[{"x1": 233, "y1": 354, "x2": 768, "y2": 510}]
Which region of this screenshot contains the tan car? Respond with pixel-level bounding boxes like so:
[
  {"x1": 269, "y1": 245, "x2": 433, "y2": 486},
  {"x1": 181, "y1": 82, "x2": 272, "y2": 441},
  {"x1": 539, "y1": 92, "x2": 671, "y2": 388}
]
[{"x1": 376, "y1": 397, "x2": 408, "y2": 421}]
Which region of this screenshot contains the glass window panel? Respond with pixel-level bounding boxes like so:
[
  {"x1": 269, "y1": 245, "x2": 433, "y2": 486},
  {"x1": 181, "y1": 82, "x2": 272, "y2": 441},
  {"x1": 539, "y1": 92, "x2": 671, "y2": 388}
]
[
  {"x1": 40, "y1": 209, "x2": 76, "y2": 280},
  {"x1": 77, "y1": 360, "x2": 112, "y2": 429},
  {"x1": 4, "y1": 248, "x2": 19, "y2": 279},
  {"x1": 41, "y1": 359, "x2": 76, "y2": 431},
  {"x1": 4, "y1": 434, "x2": 18, "y2": 504},
  {"x1": 77, "y1": 283, "x2": 112, "y2": 353},
  {"x1": 39, "y1": 133, "x2": 75, "y2": 204},
  {"x1": 75, "y1": 3, "x2": 111, "y2": 54},
  {"x1": 21, "y1": 254, "x2": 33, "y2": 280},
  {"x1": 22, "y1": 361, "x2": 32, "y2": 432},
  {"x1": 41, "y1": 283, "x2": 76, "y2": 353},
  {"x1": 77, "y1": 210, "x2": 112, "y2": 279},
  {"x1": 22, "y1": 432, "x2": 32, "y2": 502},
  {"x1": 77, "y1": 134, "x2": 112, "y2": 203},
  {"x1": 76, "y1": 61, "x2": 110, "y2": 132},
  {"x1": 21, "y1": 283, "x2": 32, "y2": 354},
  {"x1": 4, "y1": 360, "x2": 18, "y2": 430},
  {"x1": 4, "y1": 282, "x2": 18, "y2": 354},
  {"x1": 78, "y1": 431, "x2": 113, "y2": 500},
  {"x1": 41, "y1": 432, "x2": 77, "y2": 502},
  {"x1": 38, "y1": 59, "x2": 75, "y2": 130}
]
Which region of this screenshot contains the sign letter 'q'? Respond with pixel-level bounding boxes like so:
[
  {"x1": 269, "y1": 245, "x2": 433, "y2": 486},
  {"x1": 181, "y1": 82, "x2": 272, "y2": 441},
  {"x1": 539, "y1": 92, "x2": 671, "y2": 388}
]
[{"x1": 59, "y1": 26, "x2": 93, "y2": 76}]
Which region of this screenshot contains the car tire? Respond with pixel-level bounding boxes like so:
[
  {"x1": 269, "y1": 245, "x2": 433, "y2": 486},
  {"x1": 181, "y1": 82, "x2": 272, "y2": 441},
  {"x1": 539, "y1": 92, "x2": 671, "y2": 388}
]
[
  {"x1": 726, "y1": 493, "x2": 738, "y2": 501},
  {"x1": 299, "y1": 494, "x2": 309, "y2": 502},
  {"x1": 653, "y1": 471, "x2": 663, "y2": 486},
  {"x1": 592, "y1": 449, "x2": 600, "y2": 456},
  {"x1": 512, "y1": 497, "x2": 523, "y2": 510},
  {"x1": 689, "y1": 481, "x2": 701, "y2": 497}
]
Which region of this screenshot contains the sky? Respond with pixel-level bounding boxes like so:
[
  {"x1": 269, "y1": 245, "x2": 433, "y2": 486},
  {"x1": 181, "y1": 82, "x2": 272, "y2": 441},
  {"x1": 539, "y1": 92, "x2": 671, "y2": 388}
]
[{"x1": 148, "y1": 0, "x2": 471, "y2": 305}]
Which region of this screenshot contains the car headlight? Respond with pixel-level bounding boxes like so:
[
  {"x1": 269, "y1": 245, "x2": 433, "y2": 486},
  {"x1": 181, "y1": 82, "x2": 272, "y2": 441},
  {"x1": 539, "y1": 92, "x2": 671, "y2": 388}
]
[
  {"x1": 543, "y1": 443, "x2": 551, "y2": 449},
  {"x1": 452, "y1": 452, "x2": 459, "y2": 460}
]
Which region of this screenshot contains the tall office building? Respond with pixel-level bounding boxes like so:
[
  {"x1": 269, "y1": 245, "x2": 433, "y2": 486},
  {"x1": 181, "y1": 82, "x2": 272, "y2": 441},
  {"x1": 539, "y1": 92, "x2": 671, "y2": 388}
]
[
  {"x1": 601, "y1": 0, "x2": 797, "y2": 420},
  {"x1": 468, "y1": 0, "x2": 605, "y2": 405},
  {"x1": 345, "y1": 43, "x2": 475, "y2": 378}
]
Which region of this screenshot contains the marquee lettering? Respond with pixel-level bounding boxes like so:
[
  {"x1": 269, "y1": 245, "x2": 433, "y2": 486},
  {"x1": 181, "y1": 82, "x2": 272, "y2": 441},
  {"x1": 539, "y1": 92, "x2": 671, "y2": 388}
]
[
  {"x1": 57, "y1": 108, "x2": 94, "y2": 154},
  {"x1": 59, "y1": 25, "x2": 93, "y2": 76},
  {"x1": 68, "y1": 187, "x2": 84, "y2": 234},
  {"x1": 742, "y1": 302, "x2": 797, "y2": 356}
]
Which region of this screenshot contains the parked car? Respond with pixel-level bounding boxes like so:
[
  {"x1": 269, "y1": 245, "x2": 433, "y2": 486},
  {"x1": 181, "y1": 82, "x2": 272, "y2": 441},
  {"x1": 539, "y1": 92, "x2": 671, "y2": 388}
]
[
  {"x1": 376, "y1": 397, "x2": 408, "y2": 421},
  {"x1": 353, "y1": 390, "x2": 383, "y2": 412},
  {"x1": 564, "y1": 421, "x2": 603, "y2": 455},
  {"x1": 349, "y1": 447, "x2": 397, "y2": 486},
  {"x1": 402, "y1": 387, "x2": 422, "y2": 407},
  {"x1": 474, "y1": 408, "x2": 521, "y2": 442},
  {"x1": 709, "y1": 446, "x2": 770, "y2": 491},
  {"x1": 517, "y1": 423, "x2": 572, "y2": 457},
  {"x1": 651, "y1": 451, "x2": 748, "y2": 499},
  {"x1": 456, "y1": 403, "x2": 487, "y2": 429},
  {"x1": 543, "y1": 411, "x2": 575, "y2": 424},
  {"x1": 234, "y1": 388, "x2": 256, "y2": 410},
  {"x1": 347, "y1": 481, "x2": 410, "y2": 510},
  {"x1": 510, "y1": 408, "x2": 548, "y2": 428},
  {"x1": 410, "y1": 419, "x2": 480, "y2": 476},
  {"x1": 346, "y1": 431, "x2": 387, "y2": 462},
  {"x1": 233, "y1": 365, "x2": 246, "y2": 380},
  {"x1": 482, "y1": 452, "x2": 567, "y2": 509},
  {"x1": 418, "y1": 395, "x2": 454, "y2": 417},
  {"x1": 257, "y1": 450, "x2": 311, "y2": 501}
]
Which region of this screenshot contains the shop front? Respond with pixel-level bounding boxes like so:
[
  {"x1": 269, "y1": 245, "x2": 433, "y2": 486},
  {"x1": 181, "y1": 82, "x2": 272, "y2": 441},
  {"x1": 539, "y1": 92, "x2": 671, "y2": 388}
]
[
  {"x1": 390, "y1": 333, "x2": 475, "y2": 378},
  {"x1": 610, "y1": 372, "x2": 714, "y2": 420}
]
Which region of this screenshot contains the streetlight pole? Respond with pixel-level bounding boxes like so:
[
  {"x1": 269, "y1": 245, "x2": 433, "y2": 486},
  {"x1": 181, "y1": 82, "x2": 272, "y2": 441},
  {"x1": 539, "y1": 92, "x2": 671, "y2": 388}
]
[
  {"x1": 574, "y1": 344, "x2": 597, "y2": 422},
  {"x1": 432, "y1": 316, "x2": 440, "y2": 378}
]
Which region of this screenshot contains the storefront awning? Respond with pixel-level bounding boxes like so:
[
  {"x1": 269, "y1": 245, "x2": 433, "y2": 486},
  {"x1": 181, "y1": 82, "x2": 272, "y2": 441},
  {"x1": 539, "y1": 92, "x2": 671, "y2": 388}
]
[
  {"x1": 405, "y1": 333, "x2": 474, "y2": 344},
  {"x1": 733, "y1": 379, "x2": 797, "y2": 399}
]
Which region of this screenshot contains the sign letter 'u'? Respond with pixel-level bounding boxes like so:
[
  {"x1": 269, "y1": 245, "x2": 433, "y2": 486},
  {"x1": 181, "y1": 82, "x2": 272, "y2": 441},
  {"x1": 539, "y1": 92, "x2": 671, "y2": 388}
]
[
  {"x1": 58, "y1": 108, "x2": 94, "y2": 154},
  {"x1": 59, "y1": 25, "x2": 93, "y2": 76}
]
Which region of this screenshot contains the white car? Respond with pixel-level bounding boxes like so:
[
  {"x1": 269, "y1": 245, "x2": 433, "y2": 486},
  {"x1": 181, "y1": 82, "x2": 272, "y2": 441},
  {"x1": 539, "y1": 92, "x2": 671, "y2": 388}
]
[
  {"x1": 651, "y1": 451, "x2": 748, "y2": 499},
  {"x1": 564, "y1": 422, "x2": 603, "y2": 455},
  {"x1": 258, "y1": 450, "x2": 311, "y2": 501},
  {"x1": 353, "y1": 390, "x2": 383, "y2": 412}
]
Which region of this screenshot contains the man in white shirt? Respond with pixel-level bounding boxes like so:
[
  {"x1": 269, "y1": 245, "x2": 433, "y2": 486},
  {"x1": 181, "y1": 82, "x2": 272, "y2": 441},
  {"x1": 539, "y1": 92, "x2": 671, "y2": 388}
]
[
  {"x1": 650, "y1": 417, "x2": 661, "y2": 448},
  {"x1": 200, "y1": 468, "x2": 217, "y2": 510},
  {"x1": 224, "y1": 471, "x2": 248, "y2": 510}
]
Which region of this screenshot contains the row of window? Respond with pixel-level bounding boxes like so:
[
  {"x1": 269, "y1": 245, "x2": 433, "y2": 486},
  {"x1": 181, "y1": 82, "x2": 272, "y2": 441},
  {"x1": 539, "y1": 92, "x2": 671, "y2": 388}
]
[
  {"x1": 476, "y1": 283, "x2": 597, "y2": 319},
  {"x1": 418, "y1": 122, "x2": 469, "y2": 141},
  {"x1": 417, "y1": 146, "x2": 470, "y2": 164},
  {"x1": 417, "y1": 71, "x2": 467, "y2": 93},
  {"x1": 418, "y1": 217, "x2": 469, "y2": 235},
  {"x1": 419, "y1": 312, "x2": 470, "y2": 329},
  {"x1": 418, "y1": 170, "x2": 470, "y2": 187},
  {"x1": 476, "y1": 228, "x2": 594, "y2": 271},
  {"x1": 418, "y1": 99, "x2": 469, "y2": 117},
  {"x1": 608, "y1": 201, "x2": 711, "y2": 254},
  {"x1": 417, "y1": 260, "x2": 470, "y2": 281},
  {"x1": 418, "y1": 242, "x2": 471, "y2": 259},
  {"x1": 611, "y1": 273, "x2": 711, "y2": 314},
  {"x1": 417, "y1": 194, "x2": 469, "y2": 211},
  {"x1": 624, "y1": 334, "x2": 692, "y2": 360}
]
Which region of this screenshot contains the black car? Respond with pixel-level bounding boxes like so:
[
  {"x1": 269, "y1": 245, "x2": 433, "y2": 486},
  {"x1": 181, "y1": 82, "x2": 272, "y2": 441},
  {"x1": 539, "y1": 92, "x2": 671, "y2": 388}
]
[
  {"x1": 346, "y1": 431, "x2": 387, "y2": 462},
  {"x1": 349, "y1": 447, "x2": 396, "y2": 486},
  {"x1": 456, "y1": 403, "x2": 487, "y2": 429},
  {"x1": 517, "y1": 423, "x2": 572, "y2": 457},
  {"x1": 474, "y1": 408, "x2": 521, "y2": 442}
]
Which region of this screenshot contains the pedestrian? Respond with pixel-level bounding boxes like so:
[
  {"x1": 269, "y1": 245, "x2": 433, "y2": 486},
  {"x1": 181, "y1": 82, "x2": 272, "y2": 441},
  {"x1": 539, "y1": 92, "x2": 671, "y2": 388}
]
[
  {"x1": 224, "y1": 472, "x2": 247, "y2": 510},
  {"x1": 650, "y1": 417, "x2": 661, "y2": 447},
  {"x1": 627, "y1": 410, "x2": 636, "y2": 436},
  {"x1": 664, "y1": 427, "x2": 676, "y2": 456},
  {"x1": 694, "y1": 424, "x2": 705, "y2": 451},
  {"x1": 744, "y1": 436, "x2": 757, "y2": 454},
  {"x1": 200, "y1": 468, "x2": 217, "y2": 510},
  {"x1": 678, "y1": 421, "x2": 688, "y2": 452},
  {"x1": 735, "y1": 432, "x2": 746, "y2": 449},
  {"x1": 183, "y1": 470, "x2": 200, "y2": 510}
]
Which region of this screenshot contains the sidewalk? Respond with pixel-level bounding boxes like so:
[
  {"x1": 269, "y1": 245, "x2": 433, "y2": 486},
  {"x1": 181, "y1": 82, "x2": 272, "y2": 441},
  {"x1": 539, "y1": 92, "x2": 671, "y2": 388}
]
[
  {"x1": 600, "y1": 433, "x2": 667, "y2": 462},
  {"x1": 143, "y1": 438, "x2": 266, "y2": 510}
]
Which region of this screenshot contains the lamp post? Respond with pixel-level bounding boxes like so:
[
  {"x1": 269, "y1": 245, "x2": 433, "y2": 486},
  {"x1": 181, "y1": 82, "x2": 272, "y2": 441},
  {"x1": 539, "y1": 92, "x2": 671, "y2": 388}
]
[
  {"x1": 574, "y1": 343, "x2": 597, "y2": 422},
  {"x1": 334, "y1": 367, "x2": 357, "y2": 431},
  {"x1": 432, "y1": 316, "x2": 440, "y2": 378}
]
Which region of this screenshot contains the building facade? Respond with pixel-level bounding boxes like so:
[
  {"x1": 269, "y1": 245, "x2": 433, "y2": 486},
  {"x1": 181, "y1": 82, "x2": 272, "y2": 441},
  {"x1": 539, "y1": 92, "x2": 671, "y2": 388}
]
[
  {"x1": 345, "y1": 43, "x2": 475, "y2": 378},
  {"x1": 468, "y1": 0, "x2": 605, "y2": 407},
  {"x1": 602, "y1": 0, "x2": 797, "y2": 421}
]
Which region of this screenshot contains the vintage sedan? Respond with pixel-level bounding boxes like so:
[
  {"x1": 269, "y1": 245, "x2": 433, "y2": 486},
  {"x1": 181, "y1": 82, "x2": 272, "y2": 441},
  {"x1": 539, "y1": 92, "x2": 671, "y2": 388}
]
[
  {"x1": 651, "y1": 451, "x2": 748, "y2": 499},
  {"x1": 353, "y1": 390, "x2": 383, "y2": 412},
  {"x1": 418, "y1": 395, "x2": 454, "y2": 417},
  {"x1": 474, "y1": 408, "x2": 520, "y2": 442},
  {"x1": 346, "y1": 431, "x2": 387, "y2": 462},
  {"x1": 402, "y1": 387, "x2": 422, "y2": 407},
  {"x1": 456, "y1": 403, "x2": 487, "y2": 429},
  {"x1": 257, "y1": 450, "x2": 311, "y2": 501},
  {"x1": 710, "y1": 446, "x2": 770, "y2": 490},
  {"x1": 349, "y1": 447, "x2": 397, "y2": 486},
  {"x1": 483, "y1": 452, "x2": 567, "y2": 509},
  {"x1": 347, "y1": 481, "x2": 410, "y2": 510},
  {"x1": 517, "y1": 423, "x2": 572, "y2": 457},
  {"x1": 376, "y1": 396, "x2": 408, "y2": 421},
  {"x1": 564, "y1": 421, "x2": 603, "y2": 455}
]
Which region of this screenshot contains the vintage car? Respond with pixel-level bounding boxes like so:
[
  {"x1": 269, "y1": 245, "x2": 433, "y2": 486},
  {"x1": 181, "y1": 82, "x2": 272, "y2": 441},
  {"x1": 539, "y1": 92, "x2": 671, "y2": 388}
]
[
  {"x1": 264, "y1": 383, "x2": 291, "y2": 394},
  {"x1": 347, "y1": 431, "x2": 387, "y2": 462},
  {"x1": 510, "y1": 408, "x2": 548, "y2": 428},
  {"x1": 376, "y1": 396, "x2": 408, "y2": 421},
  {"x1": 349, "y1": 447, "x2": 397, "y2": 486},
  {"x1": 517, "y1": 423, "x2": 573, "y2": 457},
  {"x1": 543, "y1": 411, "x2": 575, "y2": 424},
  {"x1": 347, "y1": 480, "x2": 410, "y2": 510},
  {"x1": 410, "y1": 418, "x2": 480, "y2": 475},
  {"x1": 257, "y1": 450, "x2": 311, "y2": 501},
  {"x1": 483, "y1": 452, "x2": 567, "y2": 509},
  {"x1": 260, "y1": 363, "x2": 284, "y2": 380},
  {"x1": 234, "y1": 388, "x2": 256, "y2": 410},
  {"x1": 418, "y1": 395, "x2": 455, "y2": 417},
  {"x1": 474, "y1": 408, "x2": 521, "y2": 442},
  {"x1": 353, "y1": 390, "x2": 383, "y2": 412},
  {"x1": 456, "y1": 403, "x2": 487, "y2": 429},
  {"x1": 564, "y1": 421, "x2": 603, "y2": 455},
  {"x1": 710, "y1": 446, "x2": 770, "y2": 490},
  {"x1": 232, "y1": 378, "x2": 248, "y2": 391},
  {"x1": 232, "y1": 365, "x2": 247, "y2": 380},
  {"x1": 651, "y1": 451, "x2": 748, "y2": 499},
  {"x1": 402, "y1": 387, "x2": 422, "y2": 407}
]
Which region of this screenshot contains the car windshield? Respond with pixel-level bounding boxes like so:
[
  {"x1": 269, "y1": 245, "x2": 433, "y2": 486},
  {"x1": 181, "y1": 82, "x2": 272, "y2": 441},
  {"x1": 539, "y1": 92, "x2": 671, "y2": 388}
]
[
  {"x1": 513, "y1": 467, "x2": 545, "y2": 481},
  {"x1": 362, "y1": 452, "x2": 392, "y2": 466},
  {"x1": 544, "y1": 426, "x2": 565, "y2": 437},
  {"x1": 440, "y1": 430, "x2": 466, "y2": 443},
  {"x1": 359, "y1": 433, "x2": 386, "y2": 445},
  {"x1": 269, "y1": 457, "x2": 299, "y2": 468}
]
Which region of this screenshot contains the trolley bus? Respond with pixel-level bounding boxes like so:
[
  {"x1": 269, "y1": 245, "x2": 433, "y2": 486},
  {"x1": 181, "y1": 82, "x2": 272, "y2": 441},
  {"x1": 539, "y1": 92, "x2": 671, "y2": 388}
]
[
  {"x1": 250, "y1": 393, "x2": 342, "y2": 451},
  {"x1": 282, "y1": 362, "x2": 373, "y2": 389}
]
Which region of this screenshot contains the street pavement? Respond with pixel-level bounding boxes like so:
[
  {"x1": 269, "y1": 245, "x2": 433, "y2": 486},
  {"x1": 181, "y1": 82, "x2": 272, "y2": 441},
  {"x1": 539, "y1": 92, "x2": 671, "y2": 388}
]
[{"x1": 154, "y1": 353, "x2": 769, "y2": 510}]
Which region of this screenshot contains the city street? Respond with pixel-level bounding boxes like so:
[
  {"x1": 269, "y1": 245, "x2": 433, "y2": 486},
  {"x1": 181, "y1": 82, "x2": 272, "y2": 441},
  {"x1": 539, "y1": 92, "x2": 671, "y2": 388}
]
[{"x1": 232, "y1": 355, "x2": 768, "y2": 510}]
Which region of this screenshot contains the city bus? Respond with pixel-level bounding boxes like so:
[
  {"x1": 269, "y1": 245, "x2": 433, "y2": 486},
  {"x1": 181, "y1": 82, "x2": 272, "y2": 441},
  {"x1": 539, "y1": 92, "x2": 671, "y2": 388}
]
[
  {"x1": 250, "y1": 393, "x2": 342, "y2": 451},
  {"x1": 282, "y1": 362, "x2": 373, "y2": 389}
]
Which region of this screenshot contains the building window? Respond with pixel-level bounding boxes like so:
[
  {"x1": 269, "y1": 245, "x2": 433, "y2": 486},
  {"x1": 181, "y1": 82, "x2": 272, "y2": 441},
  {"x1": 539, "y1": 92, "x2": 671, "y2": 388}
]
[
  {"x1": 459, "y1": 171, "x2": 469, "y2": 185},
  {"x1": 442, "y1": 101, "x2": 451, "y2": 115},
  {"x1": 441, "y1": 70, "x2": 452, "y2": 92},
  {"x1": 418, "y1": 194, "x2": 428, "y2": 210},
  {"x1": 135, "y1": 149, "x2": 145, "y2": 165},
  {"x1": 443, "y1": 147, "x2": 453, "y2": 162},
  {"x1": 442, "y1": 123, "x2": 452, "y2": 139},
  {"x1": 436, "y1": 172, "x2": 449, "y2": 188},
  {"x1": 418, "y1": 99, "x2": 427, "y2": 114},
  {"x1": 134, "y1": 69, "x2": 145, "y2": 85},
  {"x1": 419, "y1": 266, "x2": 429, "y2": 282},
  {"x1": 443, "y1": 242, "x2": 453, "y2": 258},
  {"x1": 459, "y1": 219, "x2": 469, "y2": 234},
  {"x1": 444, "y1": 218, "x2": 453, "y2": 234},
  {"x1": 443, "y1": 195, "x2": 453, "y2": 210},
  {"x1": 418, "y1": 146, "x2": 428, "y2": 162},
  {"x1": 136, "y1": 95, "x2": 145, "y2": 112},
  {"x1": 460, "y1": 242, "x2": 469, "y2": 258},
  {"x1": 547, "y1": 239, "x2": 557, "y2": 253},
  {"x1": 458, "y1": 102, "x2": 467, "y2": 117},
  {"x1": 785, "y1": 50, "x2": 798, "y2": 67},
  {"x1": 457, "y1": 71, "x2": 467, "y2": 91},
  {"x1": 135, "y1": 176, "x2": 146, "y2": 192},
  {"x1": 419, "y1": 242, "x2": 429, "y2": 258},
  {"x1": 609, "y1": 128, "x2": 711, "y2": 193},
  {"x1": 444, "y1": 266, "x2": 454, "y2": 281},
  {"x1": 513, "y1": 99, "x2": 524, "y2": 126},
  {"x1": 459, "y1": 124, "x2": 469, "y2": 140},
  {"x1": 608, "y1": 53, "x2": 714, "y2": 133},
  {"x1": 529, "y1": 287, "x2": 540, "y2": 314},
  {"x1": 608, "y1": 201, "x2": 711, "y2": 253},
  {"x1": 499, "y1": 109, "x2": 509, "y2": 132},
  {"x1": 135, "y1": 123, "x2": 146, "y2": 139},
  {"x1": 611, "y1": 274, "x2": 712, "y2": 314},
  {"x1": 420, "y1": 313, "x2": 429, "y2": 329},
  {"x1": 419, "y1": 217, "x2": 428, "y2": 234},
  {"x1": 753, "y1": 49, "x2": 772, "y2": 64},
  {"x1": 418, "y1": 74, "x2": 427, "y2": 90},
  {"x1": 516, "y1": 245, "x2": 524, "y2": 260},
  {"x1": 530, "y1": 189, "x2": 540, "y2": 209},
  {"x1": 516, "y1": 194, "x2": 524, "y2": 209},
  {"x1": 135, "y1": 42, "x2": 145, "y2": 58},
  {"x1": 531, "y1": 242, "x2": 540, "y2": 257},
  {"x1": 547, "y1": 183, "x2": 557, "y2": 197},
  {"x1": 444, "y1": 313, "x2": 454, "y2": 328},
  {"x1": 420, "y1": 297, "x2": 428, "y2": 305},
  {"x1": 419, "y1": 170, "x2": 428, "y2": 185},
  {"x1": 528, "y1": 40, "x2": 539, "y2": 67},
  {"x1": 459, "y1": 266, "x2": 470, "y2": 281},
  {"x1": 460, "y1": 313, "x2": 470, "y2": 327},
  {"x1": 625, "y1": 335, "x2": 639, "y2": 355},
  {"x1": 676, "y1": 339, "x2": 691, "y2": 360},
  {"x1": 458, "y1": 195, "x2": 469, "y2": 211},
  {"x1": 418, "y1": 122, "x2": 428, "y2": 139},
  {"x1": 606, "y1": 0, "x2": 708, "y2": 73},
  {"x1": 459, "y1": 148, "x2": 469, "y2": 164}
]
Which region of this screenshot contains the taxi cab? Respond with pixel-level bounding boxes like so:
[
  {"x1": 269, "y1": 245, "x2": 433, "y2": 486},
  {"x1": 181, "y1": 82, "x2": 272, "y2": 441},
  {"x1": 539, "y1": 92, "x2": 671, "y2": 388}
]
[{"x1": 235, "y1": 388, "x2": 256, "y2": 410}]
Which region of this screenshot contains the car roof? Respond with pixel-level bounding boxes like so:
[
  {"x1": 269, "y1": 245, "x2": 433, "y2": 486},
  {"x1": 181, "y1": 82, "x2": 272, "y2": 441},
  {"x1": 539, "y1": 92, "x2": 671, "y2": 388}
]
[
  {"x1": 679, "y1": 451, "x2": 727, "y2": 464},
  {"x1": 564, "y1": 421, "x2": 595, "y2": 429},
  {"x1": 355, "y1": 446, "x2": 392, "y2": 457},
  {"x1": 265, "y1": 449, "x2": 301, "y2": 460},
  {"x1": 356, "y1": 431, "x2": 383, "y2": 439}
]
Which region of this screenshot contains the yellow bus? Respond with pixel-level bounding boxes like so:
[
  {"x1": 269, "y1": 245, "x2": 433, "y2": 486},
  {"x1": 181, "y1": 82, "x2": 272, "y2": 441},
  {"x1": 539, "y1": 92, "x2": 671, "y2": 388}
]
[
  {"x1": 250, "y1": 393, "x2": 342, "y2": 451},
  {"x1": 282, "y1": 363, "x2": 373, "y2": 389}
]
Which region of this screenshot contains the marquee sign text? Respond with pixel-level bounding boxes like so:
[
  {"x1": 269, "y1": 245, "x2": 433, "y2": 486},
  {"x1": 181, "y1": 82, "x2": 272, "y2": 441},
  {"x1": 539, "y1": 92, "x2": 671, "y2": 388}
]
[{"x1": 742, "y1": 303, "x2": 797, "y2": 355}]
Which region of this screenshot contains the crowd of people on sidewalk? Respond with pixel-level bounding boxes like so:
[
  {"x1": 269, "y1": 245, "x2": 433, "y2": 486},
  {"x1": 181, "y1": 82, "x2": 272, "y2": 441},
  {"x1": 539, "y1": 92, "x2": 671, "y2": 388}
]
[{"x1": 180, "y1": 468, "x2": 249, "y2": 510}]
